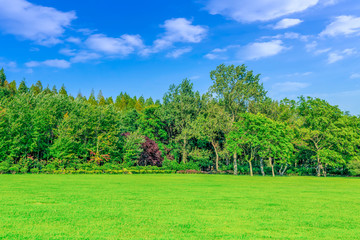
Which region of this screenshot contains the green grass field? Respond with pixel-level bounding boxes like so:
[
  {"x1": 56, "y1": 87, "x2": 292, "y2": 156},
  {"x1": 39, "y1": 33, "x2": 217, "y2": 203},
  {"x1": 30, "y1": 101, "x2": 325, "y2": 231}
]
[{"x1": 0, "y1": 175, "x2": 359, "y2": 239}]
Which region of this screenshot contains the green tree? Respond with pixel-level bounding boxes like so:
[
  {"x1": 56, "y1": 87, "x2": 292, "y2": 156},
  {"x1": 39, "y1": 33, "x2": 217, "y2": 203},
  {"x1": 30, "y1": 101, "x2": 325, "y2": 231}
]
[
  {"x1": 162, "y1": 79, "x2": 200, "y2": 163},
  {"x1": 18, "y1": 80, "x2": 29, "y2": 94},
  {"x1": 0, "y1": 68, "x2": 6, "y2": 86},
  {"x1": 209, "y1": 64, "x2": 266, "y2": 174},
  {"x1": 59, "y1": 84, "x2": 68, "y2": 96},
  {"x1": 123, "y1": 131, "x2": 145, "y2": 166},
  {"x1": 298, "y1": 97, "x2": 346, "y2": 177},
  {"x1": 192, "y1": 100, "x2": 231, "y2": 171},
  {"x1": 226, "y1": 113, "x2": 264, "y2": 176}
]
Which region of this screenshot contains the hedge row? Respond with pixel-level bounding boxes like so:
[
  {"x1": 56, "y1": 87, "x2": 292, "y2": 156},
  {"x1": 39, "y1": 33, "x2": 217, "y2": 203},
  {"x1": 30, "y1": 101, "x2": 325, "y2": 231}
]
[{"x1": 0, "y1": 168, "x2": 237, "y2": 175}]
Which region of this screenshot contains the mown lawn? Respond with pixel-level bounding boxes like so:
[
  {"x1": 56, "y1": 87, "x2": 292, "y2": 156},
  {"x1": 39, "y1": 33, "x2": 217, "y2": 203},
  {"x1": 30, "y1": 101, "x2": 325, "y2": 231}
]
[{"x1": 0, "y1": 174, "x2": 359, "y2": 239}]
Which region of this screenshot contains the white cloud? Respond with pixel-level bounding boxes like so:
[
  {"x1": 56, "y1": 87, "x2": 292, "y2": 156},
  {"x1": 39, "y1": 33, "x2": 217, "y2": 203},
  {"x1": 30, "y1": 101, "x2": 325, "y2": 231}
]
[
  {"x1": 0, "y1": 60, "x2": 17, "y2": 71},
  {"x1": 320, "y1": 15, "x2": 360, "y2": 37},
  {"x1": 241, "y1": 40, "x2": 287, "y2": 60},
  {"x1": 205, "y1": 40, "x2": 287, "y2": 61},
  {"x1": 70, "y1": 51, "x2": 101, "y2": 63},
  {"x1": 59, "y1": 48, "x2": 76, "y2": 56},
  {"x1": 166, "y1": 47, "x2": 192, "y2": 58},
  {"x1": 314, "y1": 48, "x2": 331, "y2": 55},
  {"x1": 262, "y1": 32, "x2": 309, "y2": 41},
  {"x1": 26, "y1": 59, "x2": 71, "y2": 68},
  {"x1": 189, "y1": 75, "x2": 201, "y2": 80},
  {"x1": 0, "y1": 0, "x2": 76, "y2": 45},
  {"x1": 142, "y1": 18, "x2": 207, "y2": 55},
  {"x1": 273, "y1": 18, "x2": 303, "y2": 29},
  {"x1": 350, "y1": 73, "x2": 360, "y2": 79},
  {"x1": 328, "y1": 53, "x2": 344, "y2": 63},
  {"x1": 261, "y1": 77, "x2": 270, "y2": 82},
  {"x1": 59, "y1": 48, "x2": 101, "y2": 63},
  {"x1": 305, "y1": 41, "x2": 332, "y2": 55},
  {"x1": 327, "y1": 48, "x2": 357, "y2": 64},
  {"x1": 285, "y1": 72, "x2": 312, "y2": 77},
  {"x1": 305, "y1": 41, "x2": 317, "y2": 51},
  {"x1": 66, "y1": 37, "x2": 81, "y2": 44},
  {"x1": 204, "y1": 45, "x2": 238, "y2": 60},
  {"x1": 205, "y1": 0, "x2": 319, "y2": 22},
  {"x1": 273, "y1": 81, "x2": 310, "y2": 92},
  {"x1": 85, "y1": 34, "x2": 144, "y2": 56}
]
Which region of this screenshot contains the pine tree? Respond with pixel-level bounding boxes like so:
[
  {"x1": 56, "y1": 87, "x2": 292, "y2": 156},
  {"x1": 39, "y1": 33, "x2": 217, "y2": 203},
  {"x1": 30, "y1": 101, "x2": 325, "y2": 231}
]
[
  {"x1": 88, "y1": 89, "x2": 97, "y2": 105},
  {"x1": 106, "y1": 96, "x2": 114, "y2": 105},
  {"x1": 52, "y1": 85, "x2": 58, "y2": 94},
  {"x1": 0, "y1": 68, "x2": 6, "y2": 86},
  {"x1": 9, "y1": 80, "x2": 17, "y2": 93},
  {"x1": 97, "y1": 90, "x2": 106, "y2": 106},
  {"x1": 59, "y1": 84, "x2": 68, "y2": 96},
  {"x1": 18, "y1": 80, "x2": 28, "y2": 93},
  {"x1": 145, "y1": 97, "x2": 154, "y2": 106}
]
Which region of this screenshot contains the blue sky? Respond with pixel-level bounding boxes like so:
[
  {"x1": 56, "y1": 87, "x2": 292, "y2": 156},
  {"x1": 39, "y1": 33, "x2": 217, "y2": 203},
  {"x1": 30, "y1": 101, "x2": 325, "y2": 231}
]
[{"x1": 1, "y1": 0, "x2": 360, "y2": 113}]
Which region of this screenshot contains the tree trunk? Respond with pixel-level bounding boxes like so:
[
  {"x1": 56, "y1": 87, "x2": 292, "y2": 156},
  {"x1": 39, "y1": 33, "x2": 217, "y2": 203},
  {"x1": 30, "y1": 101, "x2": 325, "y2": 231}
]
[
  {"x1": 260, "y1": 157, "x2": 265, "y2": 176},
  {"x1": 279, "y1": 164, "x2": 288, "y2": 176},
  {"x1": 317, "y1": 155, "x2": 321, "y2": 177},
  {"x1": 182, "y1": 137, "x2": 187, "y2": 164},
  {"x1": 269, "y1": 157, "x2": 275, "y2": 177},
  {"x1": 211, "y1": 141, "x2": 219, "y2": 172},
  {"x1": 249, "y1": 160, "x2": 253, "y2": 176},
  {"x1": 323, "y1": 164, "x2": 327, "y2": 177},
  {"x1": 233, "y1": 152, "x2": 238, "y2": 175}
]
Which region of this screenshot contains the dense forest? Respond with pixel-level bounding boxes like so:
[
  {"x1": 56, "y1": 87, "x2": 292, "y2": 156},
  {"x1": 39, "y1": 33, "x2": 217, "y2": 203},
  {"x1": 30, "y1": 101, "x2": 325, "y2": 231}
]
[{"x1": 0, "y1": 64, "x2": 359, "y2": 176}]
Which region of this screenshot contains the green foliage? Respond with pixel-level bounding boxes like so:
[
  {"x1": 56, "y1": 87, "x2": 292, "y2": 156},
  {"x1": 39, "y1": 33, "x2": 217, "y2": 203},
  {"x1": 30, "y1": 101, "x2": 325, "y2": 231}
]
[
  {"x1": 348, "y1": 158, "x2": 360, "y2": 176},
  {"x1": 0, "y1": 68, "x2": 6, "y2": 86},
  {"x1": 123, "y1": 131, "x2": 145, "y2": 166},
  {"x1": 0, "y1": 66, "x2": 359, "y2": 176}
]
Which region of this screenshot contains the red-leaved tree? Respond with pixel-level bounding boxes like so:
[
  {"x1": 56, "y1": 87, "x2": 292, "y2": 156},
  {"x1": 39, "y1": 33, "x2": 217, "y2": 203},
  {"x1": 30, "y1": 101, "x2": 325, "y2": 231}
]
[{"x1": 139, "y1": 137, "x2": 163, "y2": 166}]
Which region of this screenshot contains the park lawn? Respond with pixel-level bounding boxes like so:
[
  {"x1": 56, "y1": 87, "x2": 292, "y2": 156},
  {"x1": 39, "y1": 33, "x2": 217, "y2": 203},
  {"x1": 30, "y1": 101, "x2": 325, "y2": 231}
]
[{"x1": 0, "y1": 175, "x2": 359, "y2": 240}]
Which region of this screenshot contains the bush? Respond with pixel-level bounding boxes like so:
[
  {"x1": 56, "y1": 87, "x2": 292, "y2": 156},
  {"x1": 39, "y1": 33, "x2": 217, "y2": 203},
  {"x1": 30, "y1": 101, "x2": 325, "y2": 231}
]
[
  {"x1": 9, "y1": 165, "x2": 20, "y2": 174},
  {"x1": 0, "y1": 161, "x2": 11, "y2": 174},
  {"x1": 42, "y1": 164, "x2": 56, "y2": 173},
  {"x1": 0, "y1": 165, "x2": 9, "y2": 174},
  {"x1": 348, "y1": 158, "x2": 360, "y2": 176},
  {"x1": 30, "y1": 168, "x2": 39, "y2": 174},
  {"x1": 20, "y1": 167, "x2": 28, "y2": 174}
]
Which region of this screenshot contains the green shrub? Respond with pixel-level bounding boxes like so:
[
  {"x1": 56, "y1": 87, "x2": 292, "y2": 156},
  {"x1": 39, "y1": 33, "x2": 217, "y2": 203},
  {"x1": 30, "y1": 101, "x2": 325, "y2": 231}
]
[
  {"x1": 20, "y1": 167, "x2": 28, "y2": 174},
  {"x1": 0, "y1": 165, "x2": 9, "y2": 174},
  {"x1": 42, "y1": 164, "x2": 56, "y2": 174},
  {"x1": 9, "y1": 165, "x2": 20, "y2": 174},
  {"x1": 30, "y1": 168, "x2": 39, "y2": 174},
  {"x1": 0, "y1": 161, "x2": 10, "y2": 174},
  {"x1": 348, "y1": 158, "x2": 360, "y2": 176}
]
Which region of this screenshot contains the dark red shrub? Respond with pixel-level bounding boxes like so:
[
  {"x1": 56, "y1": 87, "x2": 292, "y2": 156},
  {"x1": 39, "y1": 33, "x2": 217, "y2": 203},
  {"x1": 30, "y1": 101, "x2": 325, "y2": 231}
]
[{"x1": 139, "y1": 137, "x2": 163, "y2": 167}]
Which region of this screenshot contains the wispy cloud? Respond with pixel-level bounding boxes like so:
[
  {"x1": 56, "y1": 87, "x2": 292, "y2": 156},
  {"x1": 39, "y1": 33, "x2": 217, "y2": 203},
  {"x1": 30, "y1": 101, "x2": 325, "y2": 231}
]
[
  {"x1": 142, "y1": 18, "x2": 207, "y2": 56},
  {"x1": 85, "y1": 34, "x2": 144, "y2": 56},
  {"x1": 261, "y1": 32, "x2": 309, "y2": 42},
  {"x1": 0, "y1": 60, "x2": 18, "y2": 71},
  {"x1": 70, "y1": 51, "x2": 101, "y2": 63},
  {"x1": 273, "y1": 81, "x2": 310, "y2": 92},
  {"x1": 350, "y1": 73, "x2": 360, "y2": 79},
  {"x1": 240, "y1": 40, "x2": 287, "y2": 60},
  {"x1": 166, "y1": 47, "x2": 192, "y2": 58},
  {"x1": 327, "y1": 48, "x2": 357, "y2": 64},
  {"x1": 205, "y1": 40, "x2": 287, "y2": 61},
  {"x1": 320, "y1": 15, "x2": 360, "y2": 37},
  {"x1": 285, "y1": 72, "x2": 312, "y2": 78},
  {"x1": 204, "y1": 0, "x2": 320, "y2": 22},
  {"x1": 273, "y1": 18, "x2": 303, "y2": 29},
  {"x1": 0, "y1": 0, "x2": 76, "y2": 45},
  {"x1": 26, "y1": 59, "x2": 71, "y2": 69}
]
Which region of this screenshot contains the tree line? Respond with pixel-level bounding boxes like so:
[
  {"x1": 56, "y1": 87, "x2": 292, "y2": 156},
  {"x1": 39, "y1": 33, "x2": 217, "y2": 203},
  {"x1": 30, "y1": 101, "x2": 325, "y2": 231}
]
[{"x1": 0, "y1": 65, "x2": 359, "y2": 176}]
